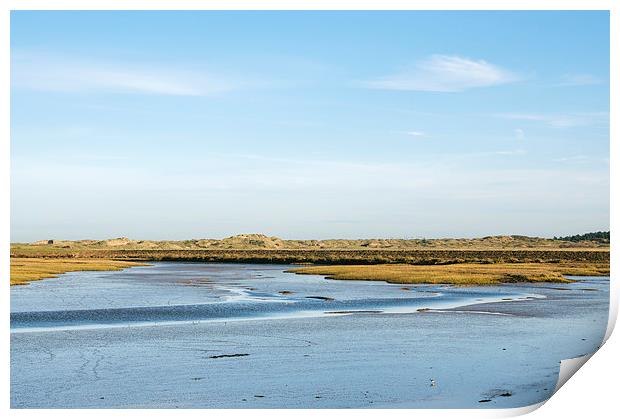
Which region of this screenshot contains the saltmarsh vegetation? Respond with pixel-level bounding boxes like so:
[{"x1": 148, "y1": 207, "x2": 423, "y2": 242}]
[
  {"x1": 9, "y1": 234, "x2": 610, "y2": 286},
  {"x1": 288, "y1": 262, "x2": 610, "y2": 285},
  {"x1": 10, "y1": 258, "x2": 148, "y2": 286}
]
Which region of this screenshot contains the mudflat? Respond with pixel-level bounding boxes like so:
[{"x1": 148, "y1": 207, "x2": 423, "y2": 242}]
[{"x1": 10, "y1": 263, "x2": 609, "y2": 408}]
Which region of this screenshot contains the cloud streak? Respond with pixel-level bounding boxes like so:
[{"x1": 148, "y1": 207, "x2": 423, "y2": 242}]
[
  {"x1": 361, "y1": 55, "x2": 519, "y2": 92},
  {"x1": 514, "y1": 128, "x2": 525, "y2": 140},
  {"x1": 494, "y1": 112, "x2": 608, "y2": 128},
  {"x1": 557, "y1": 74, "x2": 602, "y2": 87},
  {"x1": 11, "y1": 52, "x2": 236, "y2": 96},
  {"x1": 404, "y1": 131, "x2": 427, "y2": 137}
]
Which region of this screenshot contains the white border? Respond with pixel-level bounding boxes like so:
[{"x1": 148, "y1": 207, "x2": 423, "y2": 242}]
[
  {"x1": 1, "y1": 0, "x2": 615, "y2": 11},
  {"x1": 1, "y1": 2, "x2": 616, "y2": 419}
]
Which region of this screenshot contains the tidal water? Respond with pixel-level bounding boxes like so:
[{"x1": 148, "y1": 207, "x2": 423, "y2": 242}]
[{"x1": 10, "y1": 263, "x2": 609, "y2": 408}]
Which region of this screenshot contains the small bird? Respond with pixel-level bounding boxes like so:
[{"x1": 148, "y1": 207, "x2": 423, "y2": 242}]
[{"x1": 430, "y1": 379, "x2": 436, "y2": 387}]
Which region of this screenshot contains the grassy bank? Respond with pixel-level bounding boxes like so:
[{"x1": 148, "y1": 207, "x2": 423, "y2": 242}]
[
  {"x1": 8, "y1": 257, "x2": 609, "y2": 287},
  {"x1": 288, "y1": 262, "x2": 610, "y2": 285},
  {"x1": 10, "y1": 258, "x2": 149, "y2": 286},
  {"x1": 9, "y1": 235, "x2": 610, "y2": 286}
]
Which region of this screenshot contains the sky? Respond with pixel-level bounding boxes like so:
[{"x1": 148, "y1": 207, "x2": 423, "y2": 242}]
[{"x1": 10, "y1": 11, "x2": 610, "y2": 241}]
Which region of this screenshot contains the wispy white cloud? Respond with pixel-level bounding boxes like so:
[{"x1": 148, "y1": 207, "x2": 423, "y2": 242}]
[
  {"x1": 404, "y1": 131, "x2": 427, "y2": 137},
  {"x1": 492, "y1": 149, "x2": 526, "y2": 156},
  {"x1": 11, "y1": 52, "x2": 237, "y2": 96},
  {"x1": 557, "y1": 73, "x2": 602, "y2": 87},
  {"x1": 553, "y1": 155, "x2": 589, "y2": 163},
  {"x1": 494, "y1": 112, "x2": 608, "y2": 128},
  {"x1": 514, "y1": 128, "x2": 525, "y2": 140},
  {"x1": 361, "y1": 55, "x2": 519, "y2": 92}
]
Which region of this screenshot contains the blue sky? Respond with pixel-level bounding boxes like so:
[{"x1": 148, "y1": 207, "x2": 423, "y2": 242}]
[{"x1": 10, "y1": 11, "x2": 609, "y2": 241}]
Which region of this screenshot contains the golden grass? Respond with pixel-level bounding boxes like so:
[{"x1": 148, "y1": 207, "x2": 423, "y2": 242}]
[
  {"x1": 288, "y1": 262, "x2": 610, "y2": 285},
  {"x1": 10, "y1": 258, "x2": 149, "y2": 286}
]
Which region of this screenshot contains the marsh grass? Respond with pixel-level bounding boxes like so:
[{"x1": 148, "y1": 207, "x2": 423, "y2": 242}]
[
  {"x1": 10, "y1": 258, "x2": 148, "y2": 286},
  {"x1": 9, "y1": 239, "x2": 610, "y2": 286},
  {"x1": 10, "y1": 248, "x2": 609, "y2": 266},
  {"x1": 288, "y1": 262, "x2": 610, "y2": 285}
]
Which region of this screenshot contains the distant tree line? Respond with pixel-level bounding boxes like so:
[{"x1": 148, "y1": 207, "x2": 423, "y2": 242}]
[{"x1": 554, "y1": 231, "x2": 610, "y2": 243}]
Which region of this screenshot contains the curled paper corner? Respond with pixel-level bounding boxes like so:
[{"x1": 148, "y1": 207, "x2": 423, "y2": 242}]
[
  {"x1": 501, "y1": 401, "x2": 546, "y2": 417},
  {"x1": 504, "y1": 352, "x2": 601, "y2": 418},
  {"x1": 604, "y1": 284, "x2": 618, "y2": 342},
  {"x1": 554, "y1": 352, "x2": 594, "y2": 394},
  {"x1": 547, "y1": 277, "x2": 617, "y2": 403}
]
